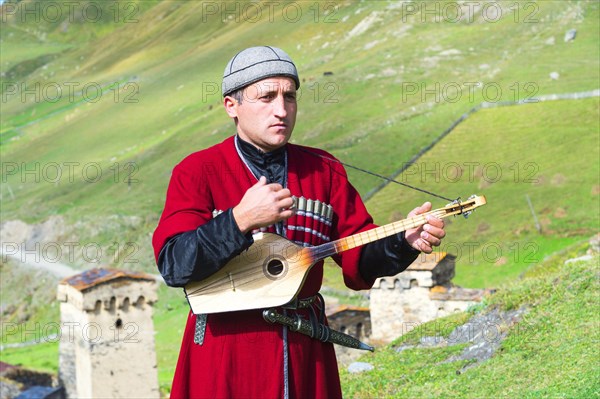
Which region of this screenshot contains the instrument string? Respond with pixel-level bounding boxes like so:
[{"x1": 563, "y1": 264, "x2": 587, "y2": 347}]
[
  {"x1": 188, "y1": 209, "x2": 452, "y2": 296},
  {"x1": 188, "y1": 247, "x2": 318, "y2": 295},
  {"x1": 297, "y1": 147, "x2": 456, "y2": 203}
]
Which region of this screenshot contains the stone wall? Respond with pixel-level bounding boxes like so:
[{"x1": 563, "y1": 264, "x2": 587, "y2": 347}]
[
  {"x1": 327, "y1": 306, "x2": 371, "y2": 365},
  {"x1": 369, "y1": 253, "x2": 484, "y2": 343},
  {"x1": 57, "y1": 269, "x2": 159, "y2": 399}
]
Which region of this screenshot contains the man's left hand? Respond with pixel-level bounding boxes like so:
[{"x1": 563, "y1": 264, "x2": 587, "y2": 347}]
[{"x1": 405, "y1": 202, "x2": 446, "y2": 253}]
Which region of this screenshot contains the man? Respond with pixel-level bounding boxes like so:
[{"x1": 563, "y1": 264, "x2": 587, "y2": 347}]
[{"x1": 153, "y1": 46, "x2": 445, "y2": 399}]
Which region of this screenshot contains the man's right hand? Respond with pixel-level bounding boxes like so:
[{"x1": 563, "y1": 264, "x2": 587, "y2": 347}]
[{"x1": 232, "y1": 176, "x2": 295, "y2": 234}]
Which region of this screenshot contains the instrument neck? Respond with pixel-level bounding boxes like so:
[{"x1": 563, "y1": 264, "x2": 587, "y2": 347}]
[{"x1": 310, "y1": 209, "x2": 446, "y2": 261}]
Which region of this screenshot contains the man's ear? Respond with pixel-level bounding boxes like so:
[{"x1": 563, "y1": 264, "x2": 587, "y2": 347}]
[{"x1": 223, "y1": 96, "x2": 238, "y2": 118}]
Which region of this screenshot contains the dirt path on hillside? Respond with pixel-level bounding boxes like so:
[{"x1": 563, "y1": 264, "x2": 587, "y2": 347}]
[
  {"x1": 1, "y1": 217, "x2": 78, "y2": 278},
  {"x1": 0, "y1": 217, "x2": 165, "y2": 282},
  {"x1": 0, "y1": 246, "x2": 78, "y2": 278}
]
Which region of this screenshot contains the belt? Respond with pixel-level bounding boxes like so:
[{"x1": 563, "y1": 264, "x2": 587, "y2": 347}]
[
  {"x1": 191, "y1": 296, "x2": 317, "y2": 346},
  {"x1": 264, "y1": 294, "x2": 374, "y2": 352},
  {"x1": 194, "y1": 294, "x2": 374, "y2": 352},
  {"x1": 282, "y1": 295, "x2": 317, "y2": 309}
]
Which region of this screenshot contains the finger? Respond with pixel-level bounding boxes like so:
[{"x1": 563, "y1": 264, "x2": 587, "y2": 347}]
[
  {"x1": 407, "y1": 206, "x2": 422, "y2": 218},
  {"x1": 274, "y1": 188, "x2": 292, "y2": 199},
  {"x1": 425, "y1": 215, "x2": 445, "y2": 228},
  {"x1": 267, "y1": 189, "x2": 290, "y2": 205},
  {"x1": 420, "y1": 201, "x2": 432, "y2": 213},
  {"x1": 414, "y1": 238, "x2": 433, "y2": 254},
  {"x1": 420, "y1": 231, "x2": 442, "y2": 247},
  {"x1": 255, "y1": 176, "x2": 268, "y2": 186},
  {"x1": 408, "y1": 201, "x2": 432, "y2": 217},
  {"x1": 421, "y1": 244, "x2": 433, "y2": 254},
  {"x1": 265, "y1": 183, "x2": 284, "y2": 192},
  {"x1": 278, "y1": 209, "x2": 295, "y2": 221},
  {"x1": 423, "y1": 224, "x2": 446, "y2": 239},
  {"x1": 277, "y1": 197, "x2": 294, "y2": 210},
  {"x1": 413, "y1": 201, "x2": 431, "y2": 215}
]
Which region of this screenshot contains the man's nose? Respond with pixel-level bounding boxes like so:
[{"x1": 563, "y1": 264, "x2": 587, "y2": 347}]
[{"x1": 272, "y1": 95, "x2": 287, "y2": 118}]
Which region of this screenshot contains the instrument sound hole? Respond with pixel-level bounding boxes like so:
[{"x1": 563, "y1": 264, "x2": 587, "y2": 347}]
[
  {"x1": 263, "y1": 256, "x2": 288, "y2": 281},
  {"x1": 267, "y1": 259, "x2": 284, "y2": 276}
]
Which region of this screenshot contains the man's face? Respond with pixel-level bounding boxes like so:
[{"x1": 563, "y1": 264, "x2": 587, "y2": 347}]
[{"x1": 224, "y1": 77, "x2": 297, "y2": 152}]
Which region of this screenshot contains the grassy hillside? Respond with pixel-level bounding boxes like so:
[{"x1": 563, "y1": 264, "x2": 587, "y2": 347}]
[
  {"x1": 340, "y1": 241, "x2": 599, "y2": 398},
  {"x1": 2, "y1": 1, "x2": 598, "y2": 226},
  {"x1": 1, "y1": 0, "x2": 597, "y2": 279},
  {"x1": 4, "y1": 238, "x2": 598, "y2": 396},
  {"x1": 0, "y1": 260, "x2": 61, "y2": 372},
  {"x1": 364, "y1": 97, "x2": 599, "y2": 289}
]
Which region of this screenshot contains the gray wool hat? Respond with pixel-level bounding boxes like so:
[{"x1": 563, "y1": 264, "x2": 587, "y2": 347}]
[{"x1": 222, "y1": 46, "x2": 300, "y2": 96}]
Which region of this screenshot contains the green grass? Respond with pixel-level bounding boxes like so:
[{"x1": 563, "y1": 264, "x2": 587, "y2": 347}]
[
  {"x1": 152, "y1": 284, "x2": 189, "y2": 394},
  {"x1": 340, "y1": 242, "x2": 600, "y2": 398},
  {"x1": 0, "y1": 342, "x2": 59, "y2": 374},
  {"x1": 368, "y1": 97, "x2": 600, "y2": 288},
  {"x1": 325, "y1": 97, "x2": 599, "y2": 291},
  {"x1": 1, "y1": 1, "x2": 598, "y2": 278},
  {"x1": 2, "y1": 0, "x2": 598, "y2": 224},
  {"x1": 0, "y1": 261, "x2": 61, "y2": 374}
]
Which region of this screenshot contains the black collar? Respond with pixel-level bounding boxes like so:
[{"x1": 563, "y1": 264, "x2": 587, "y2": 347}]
[{"x1": 236, "y1": 135, "x2": 286, "y2": 169}]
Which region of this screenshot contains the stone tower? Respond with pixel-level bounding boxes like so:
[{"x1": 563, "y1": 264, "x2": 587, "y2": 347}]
[
  {"x1": 370, "y1": 253, "x2": 484, "y2": 343},
  {"x1": 57, "y1": 268, "x2": 159, "y2": 399}
]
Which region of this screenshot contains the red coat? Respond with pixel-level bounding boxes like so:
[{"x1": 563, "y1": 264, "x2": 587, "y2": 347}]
[{"x1": 153, "y1": 136, "x2": 376, "y2": 399}]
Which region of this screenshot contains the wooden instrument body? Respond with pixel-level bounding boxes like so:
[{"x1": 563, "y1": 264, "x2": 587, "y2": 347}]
[{"x1": 185, "y1": 233, "x2": 316, "y2": 314}]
